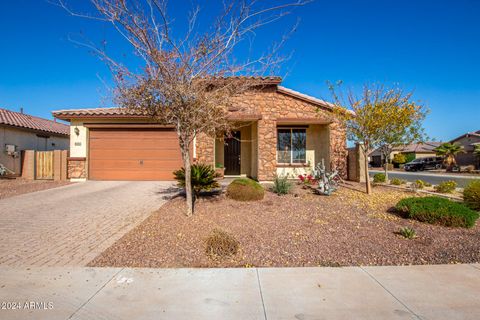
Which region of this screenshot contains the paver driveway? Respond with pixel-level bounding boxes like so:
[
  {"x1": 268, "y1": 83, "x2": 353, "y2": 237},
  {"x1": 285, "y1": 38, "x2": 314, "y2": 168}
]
[{"x1": 0, "y1": 181, "x2": 175, "y2": 267}]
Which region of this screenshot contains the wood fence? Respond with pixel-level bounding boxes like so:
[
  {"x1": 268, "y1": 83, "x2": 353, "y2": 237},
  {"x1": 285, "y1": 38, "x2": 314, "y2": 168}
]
[
  {"x1": 21, "y1": 150, "x2": 68, "y2": 181},
  {"x1": 35, "y1": 151, "x2": 54, "y2": 180}
]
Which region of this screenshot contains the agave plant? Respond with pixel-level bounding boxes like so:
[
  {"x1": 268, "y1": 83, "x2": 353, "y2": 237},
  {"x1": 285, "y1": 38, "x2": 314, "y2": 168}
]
[
  {"x1": 173, "y1": 163, "x2": 220, "y2": 198},
  {"x1": 434, "y1": 142, "x2": 464, "y2": 171},
  {"x1": 398, "y1": 227, "x2": 417, "y2": 239}
]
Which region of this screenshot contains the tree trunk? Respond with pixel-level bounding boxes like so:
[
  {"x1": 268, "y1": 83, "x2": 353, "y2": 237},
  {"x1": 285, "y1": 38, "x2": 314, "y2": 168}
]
[
  {"x1": 182, "y1": 148, "x2": 194, "y2": 216},
  {"x1": 384, "y1": 161, "x2": 389, "y2": 182},
  {"x1": 364, "y1": 152, "x2": 372, "y2": 195}
]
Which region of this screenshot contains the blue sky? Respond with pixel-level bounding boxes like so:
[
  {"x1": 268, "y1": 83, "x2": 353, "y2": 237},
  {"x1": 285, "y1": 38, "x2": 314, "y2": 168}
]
[{"x1": 0, "y1": 0, "x2": 479, "y2": 141}]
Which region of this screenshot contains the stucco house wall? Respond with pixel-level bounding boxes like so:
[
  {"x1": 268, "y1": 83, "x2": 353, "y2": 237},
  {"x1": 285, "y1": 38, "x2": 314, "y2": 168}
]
[{"x1": 0, "y1": 125, "x2": 69, "y2": 174}]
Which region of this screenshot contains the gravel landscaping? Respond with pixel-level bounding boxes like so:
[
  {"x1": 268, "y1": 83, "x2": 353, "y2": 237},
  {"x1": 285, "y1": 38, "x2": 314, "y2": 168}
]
[
  {"x1": 89, "y1": 183, "x2": 480, "y2": 268},
  {"x1": 0, "y1": 178, "x2": 71, "y2": 200}
]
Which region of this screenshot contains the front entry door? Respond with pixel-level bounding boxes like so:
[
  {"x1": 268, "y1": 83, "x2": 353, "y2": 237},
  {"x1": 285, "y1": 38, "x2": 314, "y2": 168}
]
[{"x1": 224, "y1": 131, "x2": 241, "y2": 175}]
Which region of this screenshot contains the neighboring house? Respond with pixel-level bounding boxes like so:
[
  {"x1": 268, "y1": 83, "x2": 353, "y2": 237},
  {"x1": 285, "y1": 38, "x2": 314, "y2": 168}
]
[
  {"x1": 53, "y1": 77, "x2": 347, "y2": 181},
  {"x1": 450, "y1": 130, "x2": 480, "y2": 169},
  {"x1": 0, "y1": 108, "x2": 70, "y2": 174},
  {"x1": 369, "y1": 142, "x2": 442, "y2": 167}
]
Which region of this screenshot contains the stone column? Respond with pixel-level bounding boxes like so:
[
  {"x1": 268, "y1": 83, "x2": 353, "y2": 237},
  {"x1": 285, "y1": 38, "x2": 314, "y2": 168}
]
[
  {"x1": 257, "y1": 119, "x2": 277, "y2": 181},
  {"x1": 195, "y1": 133, "x2": 215, "y2": 166},
  {"x1": 329, "y1": 121, "x2": 348, "y2": 178}
]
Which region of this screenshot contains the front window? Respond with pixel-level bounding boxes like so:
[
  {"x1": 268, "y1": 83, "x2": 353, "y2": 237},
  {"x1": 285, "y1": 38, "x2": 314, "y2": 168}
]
[{"x1": 277, "y1": 128, "x2": 306, "y2": 164}]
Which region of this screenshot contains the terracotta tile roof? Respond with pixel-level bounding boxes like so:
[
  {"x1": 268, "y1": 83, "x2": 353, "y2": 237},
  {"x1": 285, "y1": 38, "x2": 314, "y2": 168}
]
[
  {"x1": 277, "y1": 86, "x2": 335, "y2": 109},
  {"x1": 210, "y1": 76, "x2": 282, "y2": 84},
  {"x1": 0, "y1": 108, "x2": 69, "y2": 136},
  {"x1": 53, "y1": 107, "x2": 141, "y2": 118}
]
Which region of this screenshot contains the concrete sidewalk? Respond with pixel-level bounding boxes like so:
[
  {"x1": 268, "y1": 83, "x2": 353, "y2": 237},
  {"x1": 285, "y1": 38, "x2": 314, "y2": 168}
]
[{"x1": 1, "y1": 264, "x2": 479, "y2": 320}]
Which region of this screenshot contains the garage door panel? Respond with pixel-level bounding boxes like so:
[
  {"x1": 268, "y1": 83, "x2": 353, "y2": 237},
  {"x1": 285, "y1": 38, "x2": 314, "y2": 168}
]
[
  {"x1": 90, "y1": 129, "x2": 178, "y2": 139},
  {"x1": 90, "y1": 159, "x2": 183, "y2": 170},
  {"x1": 90, "y1": 139, "x2": 179, "y2": 150},
  {"x1": 89, "y1": 170, "x2": 176, "y2": 181},
  {"x1": 89, "y1": 128, "x2": 183, "y2": 181},
  {"x1": 89, "y1": 149, "x2": 182, "y2": 160}
]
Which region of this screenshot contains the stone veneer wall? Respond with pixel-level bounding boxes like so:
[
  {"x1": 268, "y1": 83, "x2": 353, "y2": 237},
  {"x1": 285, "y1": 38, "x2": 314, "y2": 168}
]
[
  {"x1": 68, "y1": 158, "x2": 87, "y2": 179},
  {"x1": 195, "y1": 132, "x2": 215, "y2": 165},
  {"x1": 195, "y1": 86, "x2": 347, "y2": 181}
]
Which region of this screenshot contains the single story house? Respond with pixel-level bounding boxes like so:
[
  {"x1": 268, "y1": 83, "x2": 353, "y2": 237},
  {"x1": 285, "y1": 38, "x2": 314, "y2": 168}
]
[
  {"x1": 369, "y1": 142, "x2": 442, "y2": 167},
  {"x1": 450, "y1": 130, "x2": 480, "y2": 169},
  {"x1": 0, "y1": 108, "x2": 70, "y2": 174},
  {"x1": 53, "y1": 77, "x2": 347, "y2": 181}
]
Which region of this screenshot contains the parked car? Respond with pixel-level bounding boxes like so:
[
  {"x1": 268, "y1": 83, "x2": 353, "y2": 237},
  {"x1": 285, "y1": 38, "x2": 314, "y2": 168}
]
[{"x1": 404, "y1": 157, "x2": 443, "y2": 171}]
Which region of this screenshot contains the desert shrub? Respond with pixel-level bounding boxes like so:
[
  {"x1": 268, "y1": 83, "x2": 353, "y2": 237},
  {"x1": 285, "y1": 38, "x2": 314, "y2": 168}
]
[
  {"x1": 205, "y1": 229, "x2": 239, "y2": 258},
  {"x1": 173, "y1": 163, "x2": 220, "y2": 197},
  {"x1": 463, "y1": 180, "x2": 480, "y2": 211},
  {"x1": 434, "y1": 180, "x2": 457, "y2": 193},
  {"x1": 226, "y1": 178, "x2": 264, "y2": 201},
  {"x1": 395, "y1": 197, "x2": 479, "y2": 228},
  {"x1": 272, "y1": 175, "x2": 293, "y2": 195},
  {"x1": 393, "y1": 153, "x2": 407, "y2": 165},
  {"x1": 390, "y1": 178, "x2": 406, "y2": 185},
  {"x1": 398, "y1": 227, "x2": 416, "y2": 239},
  {"x1": 414, "y1": 179, "x2": 426, "y2": 189},
  {"x1": 373, "y1": 173, "x2": 386, "y2": 183}
]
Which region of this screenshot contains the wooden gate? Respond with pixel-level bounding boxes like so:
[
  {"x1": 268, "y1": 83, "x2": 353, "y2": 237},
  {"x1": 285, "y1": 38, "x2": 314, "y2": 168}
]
[{"x1": 36, "y1": 151, "x2": 54, "y2": 180}]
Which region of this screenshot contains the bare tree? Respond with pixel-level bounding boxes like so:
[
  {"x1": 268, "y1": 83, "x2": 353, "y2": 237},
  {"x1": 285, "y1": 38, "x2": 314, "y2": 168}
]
[{"x1": 56, "y1": 0, "x2": 308, "y2": 215}]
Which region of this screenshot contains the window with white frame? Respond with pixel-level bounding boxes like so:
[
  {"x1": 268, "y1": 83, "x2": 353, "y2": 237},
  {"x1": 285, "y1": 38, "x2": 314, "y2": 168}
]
[{"x1": 277, "y1": 127, "x2": 306, "y2": 164}]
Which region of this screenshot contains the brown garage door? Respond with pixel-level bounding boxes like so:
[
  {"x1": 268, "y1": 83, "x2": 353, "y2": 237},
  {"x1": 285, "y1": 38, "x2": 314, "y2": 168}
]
[{"x1": 89, "y1": 128, "x2": 183, "y2": 180}]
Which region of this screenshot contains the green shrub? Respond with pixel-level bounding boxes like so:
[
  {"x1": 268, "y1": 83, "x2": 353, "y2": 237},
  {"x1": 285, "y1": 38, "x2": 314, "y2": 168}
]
[
  {"x1": 205, "y1": 229, "x2": 239, "y2": 258},
  {"x1": 226, "y1": 178, "x2": 264, "y2": 201},
  {"x1": 395, "y1": 197, "x2": 479, "y2": 228},
  {"x1": 398, "y1": 227, "x2": 416, "y2": 239},
  {"x1": 463, "y1": 180, "x2": 480, "y2": 211},
  {"x1": 414, "y1": 179, "x2": 426, "y2": 189},
  {"x1": 373, "y1": 173, "x2": 386, "y2": 183},
  {"x1": 434, "y1": 180, "x2": 457, "y2": 193},
  {"x1": 272, "y1": 175, "x2": 293, "y2": 195},
  {"x1": 405, "y1": 153, "x2": 416, "y2": 163},
  {"x1": 173, "y1": 163, "x2": 220, "y2": 197},
  {"x1": 390, "y1": 178, "x2": 406, "y2": 185}
]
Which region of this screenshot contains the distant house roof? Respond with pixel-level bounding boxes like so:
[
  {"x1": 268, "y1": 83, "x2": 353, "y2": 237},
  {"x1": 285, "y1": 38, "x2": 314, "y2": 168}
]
[
  {"x1": 398, "y1": 142, "x2": 442, "y2": 153},
  {"x1": 369, "y1": 142, "x2": 442, "y2": 157},
  {"x1": 450, "y1": 130, "x2": 480, "y2": 143},
  {"x1": 0, "y1": 108, "x2": 69, "y2": 136}
]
